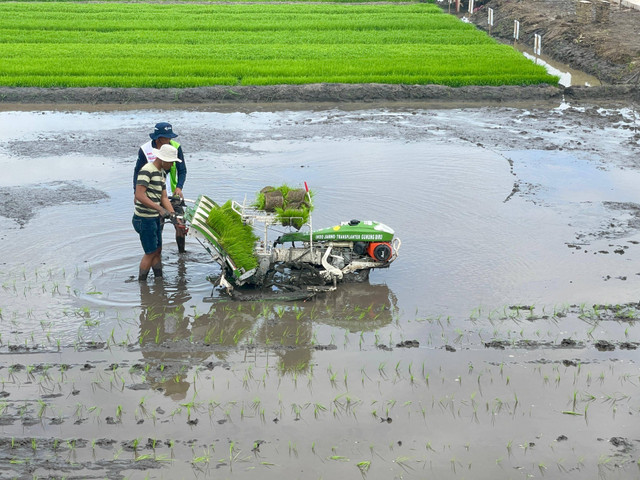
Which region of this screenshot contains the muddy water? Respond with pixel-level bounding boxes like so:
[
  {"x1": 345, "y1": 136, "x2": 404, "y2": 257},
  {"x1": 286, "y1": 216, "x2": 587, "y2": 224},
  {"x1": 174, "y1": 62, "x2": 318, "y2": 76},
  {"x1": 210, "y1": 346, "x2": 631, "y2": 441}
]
[
  {"x1": 513, "y1": 43, "x2": 604, "y2": 87},
  {"x1": 1, "y1": 102, "x2": 639, "y2": 479}
]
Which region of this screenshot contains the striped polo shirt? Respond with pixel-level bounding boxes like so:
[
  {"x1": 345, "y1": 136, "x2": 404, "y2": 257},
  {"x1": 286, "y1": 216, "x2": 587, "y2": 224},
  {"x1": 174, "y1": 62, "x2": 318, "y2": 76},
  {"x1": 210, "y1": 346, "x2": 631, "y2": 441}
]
[{"x1": 135, "y1": 163, "x2": 166, "y2": 218}]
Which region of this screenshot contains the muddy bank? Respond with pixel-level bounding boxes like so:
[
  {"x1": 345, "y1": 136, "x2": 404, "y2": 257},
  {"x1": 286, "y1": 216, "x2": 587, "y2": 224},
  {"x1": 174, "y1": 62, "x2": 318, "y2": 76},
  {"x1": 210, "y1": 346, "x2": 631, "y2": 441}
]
[
  {"x1": 467, "y1": 0, "x2": 640, "y2": 84},
  {"x1": 1, "y1": 83, "x2": 639, "y2": 106}
]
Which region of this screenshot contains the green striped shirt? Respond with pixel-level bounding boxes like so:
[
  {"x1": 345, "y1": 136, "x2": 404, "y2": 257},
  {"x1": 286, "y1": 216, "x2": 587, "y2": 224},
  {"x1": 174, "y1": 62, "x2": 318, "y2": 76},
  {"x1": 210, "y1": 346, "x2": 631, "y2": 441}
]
[{"x1": 135, "y1": 163, "x2": 166, "y2": 218}]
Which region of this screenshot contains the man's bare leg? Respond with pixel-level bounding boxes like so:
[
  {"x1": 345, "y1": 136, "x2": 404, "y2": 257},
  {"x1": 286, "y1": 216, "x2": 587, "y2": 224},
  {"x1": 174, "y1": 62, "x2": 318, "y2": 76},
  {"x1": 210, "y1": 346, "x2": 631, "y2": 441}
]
[{"x1": 139, "y1": 247, "x2": 161, "y2": 281}]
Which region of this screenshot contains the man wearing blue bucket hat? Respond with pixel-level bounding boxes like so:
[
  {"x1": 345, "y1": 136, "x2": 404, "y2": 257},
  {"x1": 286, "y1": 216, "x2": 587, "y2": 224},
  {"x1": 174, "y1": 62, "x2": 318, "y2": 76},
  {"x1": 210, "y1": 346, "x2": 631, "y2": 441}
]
[{"x1": 134, "y1": 122, "x2": 188, "y2": 253}]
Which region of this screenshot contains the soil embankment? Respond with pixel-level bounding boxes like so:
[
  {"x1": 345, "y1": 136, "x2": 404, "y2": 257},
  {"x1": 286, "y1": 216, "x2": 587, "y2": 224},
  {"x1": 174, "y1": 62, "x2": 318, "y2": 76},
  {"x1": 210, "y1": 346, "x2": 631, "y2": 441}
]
[
  {"x1": 466, "y1": 0, "x2": 640, "y2": 84},
  {"x1": 0, "y1": 83, "x2": 639, "y2": 105}
]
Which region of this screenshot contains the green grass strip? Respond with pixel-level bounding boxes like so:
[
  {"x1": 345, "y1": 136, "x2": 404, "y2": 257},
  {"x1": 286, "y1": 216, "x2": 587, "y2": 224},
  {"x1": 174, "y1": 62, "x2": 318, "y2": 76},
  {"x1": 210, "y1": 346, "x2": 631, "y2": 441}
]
[
  {"x1": 0, "y1": 3, "x2": 559, "y2": 87},
  {"x1": 206, "y1": 200, "x2": 259, "y2": 273}
]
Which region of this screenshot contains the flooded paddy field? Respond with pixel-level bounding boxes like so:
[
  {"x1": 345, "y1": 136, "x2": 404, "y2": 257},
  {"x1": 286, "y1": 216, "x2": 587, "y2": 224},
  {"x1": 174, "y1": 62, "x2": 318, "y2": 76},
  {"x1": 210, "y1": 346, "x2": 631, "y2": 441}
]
[{"x1": 0, "y1": 100, "x2": 639, "y2": 479}]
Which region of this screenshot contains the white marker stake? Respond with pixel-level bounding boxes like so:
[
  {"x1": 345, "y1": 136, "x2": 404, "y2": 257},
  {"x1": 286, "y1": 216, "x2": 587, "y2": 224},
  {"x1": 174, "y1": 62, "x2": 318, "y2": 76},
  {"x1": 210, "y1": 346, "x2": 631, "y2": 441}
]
[
  {"x1": 513, "y1": 20, "x2": 520, "y2": 41},
  {"x1": 469, "y1": 0, "x2": 474, "y2": 13},
  {"x1": 488, "y1": 8, "x2": 494, "y2": 26},
  {"x1": 534, "y1": 34, "x2": 542, "y2": 56}
]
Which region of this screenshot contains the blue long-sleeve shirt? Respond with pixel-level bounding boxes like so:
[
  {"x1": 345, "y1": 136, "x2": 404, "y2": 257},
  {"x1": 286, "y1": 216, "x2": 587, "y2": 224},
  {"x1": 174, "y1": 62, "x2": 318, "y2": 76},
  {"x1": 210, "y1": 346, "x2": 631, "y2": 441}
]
[{"x1": 133, "y1": 140, "x2": 186, "y2": 192}]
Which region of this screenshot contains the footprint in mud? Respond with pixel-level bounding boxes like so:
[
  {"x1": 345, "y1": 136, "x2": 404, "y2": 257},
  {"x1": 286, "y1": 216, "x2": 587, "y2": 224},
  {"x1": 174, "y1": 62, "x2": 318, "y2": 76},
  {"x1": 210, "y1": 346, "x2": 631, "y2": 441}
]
[
  {"x1": 484, "y1": 340, "x2": 507, "y2": 349},
  {"x1": 314, "y1": 344, "x2": 338, "y2": 351},
  {"x1": 595, "y1": 340, "x2": 615, "y2": 351},
  {"x1": 95, "y1": 438, "x2": 117, "y2": 448},
  {"x1": 41, "y1": 393, "x2": 63, "y2": 399},
  {"x1": 559, "y1": 338, "x2": 581, "y2": 348},
  {"x1": 603, "y1": 275, "x2": 627, "y2": 281},
  {"x1": 609, "y1": 437, "x2": 632, "y2": 449}
]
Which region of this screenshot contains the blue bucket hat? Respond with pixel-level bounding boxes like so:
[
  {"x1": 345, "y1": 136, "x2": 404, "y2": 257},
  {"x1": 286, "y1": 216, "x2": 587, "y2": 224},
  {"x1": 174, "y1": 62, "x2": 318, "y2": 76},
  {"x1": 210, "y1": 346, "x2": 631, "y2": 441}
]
[{"x1": 150, "y1": 122, "x2": 178, "y2": 140}]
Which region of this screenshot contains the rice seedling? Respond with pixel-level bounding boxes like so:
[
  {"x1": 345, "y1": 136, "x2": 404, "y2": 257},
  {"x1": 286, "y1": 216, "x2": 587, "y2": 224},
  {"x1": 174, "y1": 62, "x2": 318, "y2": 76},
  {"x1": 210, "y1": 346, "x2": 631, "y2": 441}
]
[
  {"x1": 395, "y1": 456, "x2": 414, "y2": 473},
  {"x1": 207, "y1": 200, "x2": 259, "y2": 272},
  {"x1": 35, "y1": 399, "x2": 47, "y2": 419},
  {"x1": 329, "y1": 454, "x2": 349, "y2": 461},
  {"x1": 87, "y1": 405, "x2": 102, "y2": 422},
  {"x1": 357, "y1": 460, "x2": 371, "y2": 476}
]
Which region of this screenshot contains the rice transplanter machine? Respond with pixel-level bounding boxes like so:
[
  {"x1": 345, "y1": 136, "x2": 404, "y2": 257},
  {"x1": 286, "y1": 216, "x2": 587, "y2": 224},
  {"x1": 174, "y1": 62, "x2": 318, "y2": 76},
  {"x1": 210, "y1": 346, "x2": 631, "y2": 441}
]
[{"x1": 181, "y1": 183, "x2": 400, "y2": 297}]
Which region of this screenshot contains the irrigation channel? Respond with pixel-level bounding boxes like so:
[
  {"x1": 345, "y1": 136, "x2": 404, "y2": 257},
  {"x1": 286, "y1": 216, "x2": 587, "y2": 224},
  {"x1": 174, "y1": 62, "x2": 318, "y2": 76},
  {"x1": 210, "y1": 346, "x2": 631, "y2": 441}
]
[{"x1": 0, "y1": 101, "x2": 639, "y2": 479}]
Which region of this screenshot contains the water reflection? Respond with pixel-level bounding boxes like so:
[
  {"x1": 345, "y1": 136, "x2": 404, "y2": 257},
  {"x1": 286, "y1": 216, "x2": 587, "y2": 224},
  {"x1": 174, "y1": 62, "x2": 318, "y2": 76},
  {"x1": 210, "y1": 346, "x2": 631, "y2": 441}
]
[
  {"x1": 312, "y1": 283, "x2": 399, "y2": 332},
  {"x1": 138, "y1": 258, "x2": 202, "y2": 400},
  {"x1": 137, "y1": 273, "x2": 398, "y2": 396}
]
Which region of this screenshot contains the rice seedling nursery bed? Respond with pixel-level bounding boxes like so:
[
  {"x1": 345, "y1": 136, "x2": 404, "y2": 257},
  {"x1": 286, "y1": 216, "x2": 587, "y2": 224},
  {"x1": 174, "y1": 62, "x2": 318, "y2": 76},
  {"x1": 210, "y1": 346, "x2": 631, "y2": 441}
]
[{"x1": 0, "y1": 2, "x2": 558, "y2": 88}]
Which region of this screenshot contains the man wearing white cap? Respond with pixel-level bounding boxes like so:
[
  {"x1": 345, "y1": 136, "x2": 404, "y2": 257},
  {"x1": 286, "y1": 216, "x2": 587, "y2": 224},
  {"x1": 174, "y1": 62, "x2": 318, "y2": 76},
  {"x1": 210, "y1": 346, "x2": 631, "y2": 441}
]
[
  {"x1": 134, "y1": 122, "x2": 188, "y2": 252},
  {"x1": 132, "y1": 144, "x2": 183, "y2": 282}
]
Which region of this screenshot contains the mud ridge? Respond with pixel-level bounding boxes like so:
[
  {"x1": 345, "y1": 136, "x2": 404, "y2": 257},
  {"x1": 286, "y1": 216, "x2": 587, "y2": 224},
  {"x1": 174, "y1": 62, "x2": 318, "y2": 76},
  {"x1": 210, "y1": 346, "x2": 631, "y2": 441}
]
[{"x1": 1, "y1": 84, "x2": 639, "y2": 106}]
